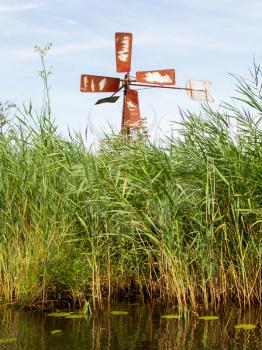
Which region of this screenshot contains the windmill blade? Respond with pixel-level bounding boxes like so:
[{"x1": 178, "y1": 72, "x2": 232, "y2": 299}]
[
  {"x1": 115, "y1": 32, "x2": 132, "y2": 73},
  {"x1": 186, "y1": 80, "x2": 214, "y2": 102},
  {"x1": 124, "y1": 89, "x2": 141, "y2": 126},
  {"x1": 136, "y1": 69, "x2": 176, "y2": 85},
  {"x1": 80, "y1": 75, "x2": 120, "y2": 92},
  {"x1": 95, "y1": 96, "x2": 120, "y2": 105},
  {"x1": 95, "y1": 85, "x2": 124, "y2": 104}
]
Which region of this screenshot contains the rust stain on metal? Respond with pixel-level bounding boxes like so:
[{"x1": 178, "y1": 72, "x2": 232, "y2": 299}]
[
  {"x1": 80, "y1": 75, "x2": 120, "y2": 92},
  {"x1": 136, "y1": 69, "x2": 176, "y2": 85},
  {"x1": 124, "y1": 89, "x2": 141, "y2": 126},
  {"x1": 115, "y1": 32, "x2": 132, "y2": 73}
]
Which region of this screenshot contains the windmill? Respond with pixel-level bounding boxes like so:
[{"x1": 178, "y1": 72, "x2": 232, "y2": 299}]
[{"x1": 80, "y1": 32, "x2": 214, "y2": 136}]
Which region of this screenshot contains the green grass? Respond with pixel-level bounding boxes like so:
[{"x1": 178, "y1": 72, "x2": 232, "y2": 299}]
[{"x1": 0, "y1": 62, "x2": 261, "y2": 309}]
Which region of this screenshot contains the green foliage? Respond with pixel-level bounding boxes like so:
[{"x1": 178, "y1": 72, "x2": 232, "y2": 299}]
[
  {"x1": 0, "y1": 101, "x2": 15, "y2": 129},
  {"x1": 83, "y1": 300, "x2": 93, "y2": 317},
  {"x1": 0, "y1": 61, "x2": 261, "y2": 308}
]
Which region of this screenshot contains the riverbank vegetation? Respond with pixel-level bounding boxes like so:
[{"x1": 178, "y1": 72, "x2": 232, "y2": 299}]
[{"x1": 0, "y1": 62, "x2": 261, "y2": 309}]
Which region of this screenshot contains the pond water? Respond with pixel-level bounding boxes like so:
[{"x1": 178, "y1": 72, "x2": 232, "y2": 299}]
[{"x1": 0, "y1": 303, "x2": 261, "y2": 349}]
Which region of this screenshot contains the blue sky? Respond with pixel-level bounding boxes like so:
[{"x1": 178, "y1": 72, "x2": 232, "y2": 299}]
[{"x1": 0, "y1": 0, "x2": 261, "y2": 142}]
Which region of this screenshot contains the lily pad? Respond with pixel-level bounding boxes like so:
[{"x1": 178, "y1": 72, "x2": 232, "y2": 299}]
[
  {"x1": 47, "y1": 312, "x2": 72, "y2": 317},
  {"x1": 0, "y1": 338, "x2": 17, "y2": 343},
  {"x1": 65, "y1": 314, "x2": 85, "y2": 319},
  {"x1": 199, "y1": 316, "x2": 219, "y2": 320},
  {"x1": 110, "y1": 311, "x2": 129, "y2": 315},
  {"x1": 235, "y1": 324, "x2": 256, "y2": 330},
  {"x1": 160, "y1": 314, "x2": 180, "y2": 319},
  {"x1": 50, "y1": 330, "x2": 63, "y2": 335}
]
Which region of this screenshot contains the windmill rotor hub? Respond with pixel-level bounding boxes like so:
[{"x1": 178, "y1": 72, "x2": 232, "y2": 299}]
[{"x1": 122, "y1": 73, "x2": 131, "y2": 90}]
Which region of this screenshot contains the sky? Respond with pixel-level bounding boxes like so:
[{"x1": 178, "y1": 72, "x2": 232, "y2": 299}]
[{"x1": 0, "y1": 0, "x2": 261, "y2": 143}]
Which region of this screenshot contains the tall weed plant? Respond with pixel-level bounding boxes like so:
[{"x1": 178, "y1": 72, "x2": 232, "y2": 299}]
[{"x1": 0, "y1": 50, "x2": 261, "y2": 308}]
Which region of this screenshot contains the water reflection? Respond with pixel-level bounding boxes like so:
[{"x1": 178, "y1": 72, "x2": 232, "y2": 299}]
[{"x1": 0, "y1": 304, "x2": 261, "y2": 349}]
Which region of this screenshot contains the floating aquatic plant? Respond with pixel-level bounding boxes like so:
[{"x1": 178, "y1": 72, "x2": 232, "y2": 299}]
[
  {"x1": 110, "y1": 311, "x2": 129, "y2": 315},
  {"x1": 160, "y1": 314, "x2": 180, "y2": 319},
  {"x1": 235, "y1": 324, "x2": 256, "y2": 330},
  {"x1": 47, "y1": 312, "x2": 73, "y2": 317},
  {"x1": 0, "y1": 338, "x2": 17, "y2": 343},
  {"x1": 198, "y1": 316, "x2": 219, "y2": 320},
  {"x1": 65, "y1": 314, "x2": 85, "y2": 319},
  {"x1": 50, "y1": 330, "x2": 63, "y2": 335},
  {"x1": 47, "y1": 312, "x2": 85, "y2": 319}
]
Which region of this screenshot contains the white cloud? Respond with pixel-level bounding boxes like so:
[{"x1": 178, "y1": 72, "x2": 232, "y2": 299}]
[
  {"x1": 53, "y1": 16, "x2": 79, "y2": 25},
  {"x1": 0, "y1": 3, "x2": 43, "y2": 13},
  {"x1": 63, "y1": 18, "x2": 79, "y2": 25}
]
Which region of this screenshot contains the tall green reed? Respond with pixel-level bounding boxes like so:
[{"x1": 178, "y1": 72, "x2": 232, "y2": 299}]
[{"x1": 0, "y1": 56, "x2": 261, "y2": 308}]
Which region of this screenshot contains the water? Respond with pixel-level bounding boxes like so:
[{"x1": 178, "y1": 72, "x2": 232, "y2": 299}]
[{"x1": 0, "y1": 303, "x2": 261, "y2": 349}]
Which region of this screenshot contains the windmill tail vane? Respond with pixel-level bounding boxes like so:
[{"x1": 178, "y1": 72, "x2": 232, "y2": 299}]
[{"x1": 80, "y1": 32, "x2": 214, "y2": 136}]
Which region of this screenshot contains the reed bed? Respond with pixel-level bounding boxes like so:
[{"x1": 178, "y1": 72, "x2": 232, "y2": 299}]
[{"x1": 0, "y1": 63, "x2": 261, "y2": 309}]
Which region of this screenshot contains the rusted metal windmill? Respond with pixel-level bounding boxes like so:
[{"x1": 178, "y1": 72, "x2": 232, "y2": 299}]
[{"x1": 80, "y1": 32, "x2": 214, "y2": 136}]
